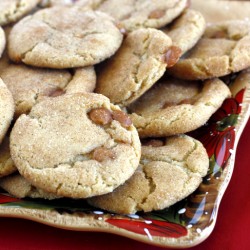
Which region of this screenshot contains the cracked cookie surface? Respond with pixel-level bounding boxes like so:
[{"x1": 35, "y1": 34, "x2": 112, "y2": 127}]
[
  {"x1": 0, "y1": 136, "x2": 16, "y2": 178},
  {"x1": 92, "y1": 0, "x2": 188, "y2": 32},
  {"x1": 168, "y1": 20, "x2": 250, "y2": 80},
  {"x1": 0, "y1": 0, "x2": 40, "y2": 26},
  {"x1": 96, "y1": 28, "x2": 179, "y2": 107},
  {"x1": 88, "y1": 135, "x2": 209, "y2": 214},
  {"x1": 0, "y1": 78, "x2": 14, "y2": 144},
  {"x1": 163, "y1": 9, "x2": 206, "y2": 56},
  {"x1": 0, "y1": 174, "x2": 60, "y2": 199},
  {"x1": 8, "y1": 7, "x2": 123, "y2": 68},
  {"x1": 0, "y1": 52, "x2": 96, "y2": 118},
  {"x1": 128, "y1": 77, "x2": 231, "y2": 138},
  {"x1": 10, "y1": 93, "x2": 141, "y2": 198},
  {"x1": 0, "y1": 27, "x2": 5, "y2": 58}
]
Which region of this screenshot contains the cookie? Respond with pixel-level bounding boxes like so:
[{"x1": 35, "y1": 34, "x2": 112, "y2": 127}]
[
  {"x1": 88, "y1": 135, "x2": 209, "y2": 214},
  {"x1": 94, "y1": 0, "x2": 188, "y2": 32},
  {"x1": 0, "y1": 174, "x2": 60, "y2": 199},
  {"x1": 0, "y1": 27, "x2": 5, "y2": 58},
  {"x1": 8, "y1": 7, "x2": 123, "y2": 69},
  {"x1": 0, "y1": 136, "x2": 16, "y2": 178},
  {"x1": 168, "y1": 20, "x2": 250, "y2": 80},
  {"x1": 0, "y1": 78, "x2": 14, "y2": 144},
  {"x1": 0, "y1": 0, "x2": 40, "y2": 26},
  {"x1": 96, "y1": 28, "x2": 181, "y2": 107},
  {"x1": 163, "y1": 9, "x2": 206, "y2": 56},
  {"x1": 128, "y1": 77, "x2": 231, "y2": 138},
  {"x1": 0, "y1": 54, "x2": 96, "y2": 117},
  {"x1": 10, "y1": 93, "x2": 141, "y2": 198}
]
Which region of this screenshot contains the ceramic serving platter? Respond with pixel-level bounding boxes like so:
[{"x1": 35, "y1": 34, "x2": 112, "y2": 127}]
[
  {"x1": 1, "y1": 0, "x2": 250, "y2": 248},
  {"x1": 0, "y1": 73, "x2": 249, "y2": 248}
]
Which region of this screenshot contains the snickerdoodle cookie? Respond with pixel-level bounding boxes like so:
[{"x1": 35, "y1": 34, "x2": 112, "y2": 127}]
[
  {"x1": 0, "y1": 0, "x2": 40, "y2": 26},
  {"x1": 94, "y1": 0, "x2": 188, "y2": 32},
  {"x1": 96, "y1": 28, "x2": 181, "y2": 107},
  {"x1": 88, "y1": 135, "x2": 209, "y2": 214},
  {"x1": 163, "y1": 9, "x2": 206, "y2": 56},
  {"x1": 0, "y1": 136, "x2": 16, "y2": 178},
  {"x1": 0, "y1": 53, "x2": 96, "y2": 117},
  {"x1": 8, "y1": 7, "x2": 123, "y2": 68},
  {"x1": 129, "y1": 77, "x2": 231, "y2": 137},
  {"x1": 0, "y1": 174, "x2": 60, "y2": 199},
  {"x1": 10, "y1": 93, "x2": 141, "y2": 198},
  {"x1": 168, "y1": 20, "x2": 250, "y2": 80},
  {"x1": 0, "y1": 78, "x2": 14, "y2": 144}
]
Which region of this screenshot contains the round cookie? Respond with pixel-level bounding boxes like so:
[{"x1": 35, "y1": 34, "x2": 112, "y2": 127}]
[
  {"x1": 0, "y1": 54, "x2": 96, "y2": 118},
  {"x1": 10, "y1": 93, "x2": 141, "y2": 198},
  {"x1": 96, "y1": 28, "x2": 181, "y2": 107},
  {"x1": 0, "y1": 174, "x2": 60, "y2": 199},
  {"x1": 128, "y1": 77, "x2": 231, "y2": 138},
  {"x1": 8, "y1": 7, "x2": 123, "y2": 69},
  {"x1": 168, "y1": 20, "x2": 250, "y2": 80},
  {"x1": 0, "y1": 136, "x2": 16, "y2": 178},
  {"x1": 0, "y1": 78, "x2": 14, "y2": 144},
  {"x1": 0, "y1": 0, "x2": 40, "y2": 26},
  {"x1": 93, "y1": 0, "x2": 188, "y2": 32},
  {"x1": 163, "y1": 9, "x2": 206, "y2": 56},
  {"x1": 88, "y1": 135, "x2": 209, "y2": 214},
  {"x1": 0, "y1": 27, "x2": 5, "y2": 58}
]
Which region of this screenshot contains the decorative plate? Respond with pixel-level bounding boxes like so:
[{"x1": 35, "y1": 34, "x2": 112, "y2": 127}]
[{"x1": 0, "y1": 76, "x2": 249, "y2": 248}]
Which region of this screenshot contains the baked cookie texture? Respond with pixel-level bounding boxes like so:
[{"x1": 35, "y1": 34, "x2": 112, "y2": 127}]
[
  {"x1": 168, "y1": 20, "x2": 250, "y2": 80},
  {"x1": 96, "y1": 28, "x2": 181, "y2": 107},
  {"x1": 129, "y1": 77, "x2": 231, "y2": 138},
  {"x1": 0, "y1": 174, "x2": 60, "y2": 199},
  {"x1": 163, "y1": 9, "x2": 206, "y2": 56},
  {"x1": 88, "y1": 135, "x2": 209, "y2": 214},
  {"x1": 93, "y1": 0, "x2": 188, "y2": 32},
  {"x1": 8, "y1": 7, "x2": 123, "y2": 68},
  {"x1": 0, "y1": 27, "x2": 5, "y2": 58},
  {"x1": 0, "y1": 53, "x2": 96, "y2": 118},
  {"x1": 0, "y1": 78, "x2": 14, "y2": 144},
  {"x1": 0, "y1": 136, "x2": 16, "y2": 178},
  {"x1": 0, "y1": 0, "x2": 40, "y2": 26},
  {"x1": 10, "y1": 93, "x2": 141, "y2": 198}
]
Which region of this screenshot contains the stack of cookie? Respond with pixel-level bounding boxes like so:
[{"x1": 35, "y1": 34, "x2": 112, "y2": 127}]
[{"x1": 0, "y1": 0, "x2": 245, "y2": 215}]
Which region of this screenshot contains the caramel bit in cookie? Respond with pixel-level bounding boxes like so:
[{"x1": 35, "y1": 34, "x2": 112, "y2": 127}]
[
  {"x1": 88, "y1": 108, "x2": 112, "y2": 125},
  {"x1": 211, "y1": 30, "x2": 228, "y2": 39},
  {"x1": 148, "y1": 9, "x2": 165, "y2": 19},
  {"x1": 143, "y1": 139, "x2": 164, "y2": 147},
  {"x1": 92, "y1": 147, "x2": 116, "y2": 162},
  {"x1": 48, "y1": 88, "x2": 66, "y2": 97},
  {"x1": 162, "y1": 101, "x2": 176, "y2": 109},
  {"x1": 112, "y1": 110, "x2": 132, "y2": 128},
  {"x1": 164, "y1": 46, "x2": 182, "y2": 68},
  {"x1": 178, "y1": 98, "x2": 194, "y2": 105}
]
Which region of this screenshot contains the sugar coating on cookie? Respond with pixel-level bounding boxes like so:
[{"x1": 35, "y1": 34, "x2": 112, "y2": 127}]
[
  {"x1": 0, "y1": 78, "x2": 14, "y2": 144},
  {"x1": 93, "y1": 0, "x2": 188, "y2": 32},
  {"x1": 88, "y1": 135, "x2": 209, "y2": 214},
  {"x1": 0, "y1": 174, "x2": 60, "y2": 199},
  {"x1": 96, "y1": 28, "x2": 181, "y2": 107},
  {"x1": 0, "y1": 136, "x2": 16, "y2": 178},
  {"x1": 0, "y1": 27, "x2": 5, "y2": 58},
  {"x1": 0, "y1": 54, "x2": 96, "y2": 117},
  {"x1": 168, "y1": 20, "x2": 250, "y2": 80},
  {"x1": 129, "y1": 78, "x2": 231, "y2": 137},
  {"x1": 163, "y1": 9, "x2": 206, "y2": 56},
  {"x1": 8, "y1": 7, "x2": 123, "y2": 68},
  {"x1": 10, "y1": 93, "x2": 141, "y2": 198},
  {"x1": 0, "y1": 0, "x2": 40, "y2": 26}
]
